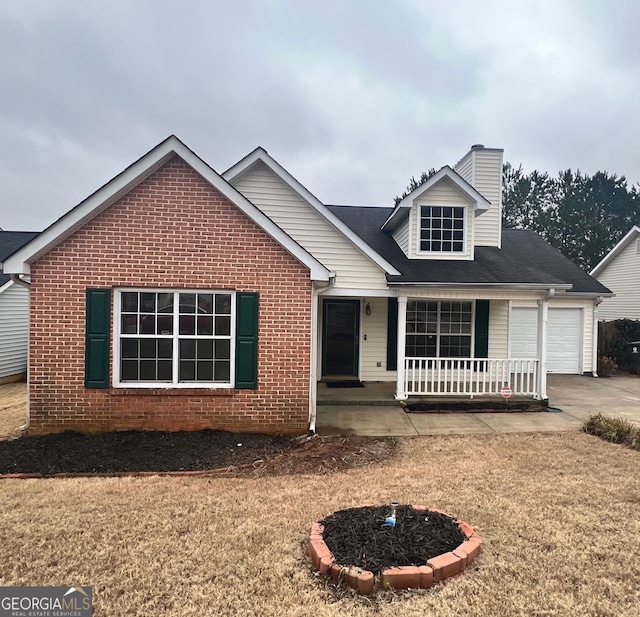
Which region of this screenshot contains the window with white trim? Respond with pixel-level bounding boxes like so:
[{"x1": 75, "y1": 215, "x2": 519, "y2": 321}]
[
  {"x1": 406, "y1": 301, "x2": 473, "y2": 357},
  {"x1": 116, "y1": 290, "x2": 234, "y2": 386},
  {"x1": 419, "y1": 206, "x2": 465, "y2": 253}
]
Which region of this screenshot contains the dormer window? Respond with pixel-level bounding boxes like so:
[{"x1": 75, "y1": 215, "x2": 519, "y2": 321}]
[{"x1": 419, "y1": 206, "x2": 465, "y2": 253}]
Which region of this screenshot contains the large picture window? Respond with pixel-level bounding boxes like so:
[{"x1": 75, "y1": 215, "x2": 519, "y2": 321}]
[
  {"x1": 406, "y1": 301, "x2": 473, "y2": 358},
  {"x1": 419, "y1": 206, "x2": 465, "y2": 253},
  {"x1": 116, "y1": 290, "x2": 234, "y2": 386}
]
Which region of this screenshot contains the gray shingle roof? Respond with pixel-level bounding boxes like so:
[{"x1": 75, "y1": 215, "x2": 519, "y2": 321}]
[
  {"x1": 327, "y1": 206, "x2": 611, "y2": 294},
  {"x1": 0, "y1": 231, "x2": 40, "y2": 286}
]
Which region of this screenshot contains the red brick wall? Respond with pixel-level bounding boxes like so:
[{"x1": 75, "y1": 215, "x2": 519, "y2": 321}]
[{"x1": 29, "y1": 156, "x2": 312, "y2": 435}]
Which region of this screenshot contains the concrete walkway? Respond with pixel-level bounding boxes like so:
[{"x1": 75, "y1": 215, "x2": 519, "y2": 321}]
[{"x1": 316, "y1": 374, "x2": 640, "y2": 437}]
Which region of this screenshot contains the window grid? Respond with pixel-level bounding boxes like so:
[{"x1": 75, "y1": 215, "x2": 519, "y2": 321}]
[
  {"x1": 419, "y1": 206, "x2": 465, "y2": 253},
  {"x1": 406, "y1": 300, "x2": 473, "y2": 358},
  {"x1": 118, "y1": 290, "x2": 233, "y2": 385}
]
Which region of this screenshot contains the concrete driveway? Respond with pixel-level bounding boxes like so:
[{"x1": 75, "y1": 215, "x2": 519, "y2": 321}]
[{"x1": 316, "y1": 374, "x2": 640, "y2": 437}]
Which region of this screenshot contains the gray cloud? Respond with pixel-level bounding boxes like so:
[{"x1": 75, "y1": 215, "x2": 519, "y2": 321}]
[{"x1": 1, "y1": 0, "x2": 639, "y2": 231}]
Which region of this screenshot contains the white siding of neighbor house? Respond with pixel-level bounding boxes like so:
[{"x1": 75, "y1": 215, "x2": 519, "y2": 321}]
[
  {"x1": 0, "y1": 282, "x2": 29, "y2": 379},
  {"x1": 411, "y1": 178, "x2": 474, "y2": 259},
  {"x1": 454, "y1": 148, "x2": 503, "y2": 248},
  {"x1": 511, "y1": 297, "x2": 595, "y2": 373},
  {"x1": 392, "y1": 217, "x2": 410, "y2": 257},
  {"x1": 595, "y1": 238, "x2": 640, "y2": 321},
  {"x1": 232, "y1": 162, "x2": 388, "y2": 289}
]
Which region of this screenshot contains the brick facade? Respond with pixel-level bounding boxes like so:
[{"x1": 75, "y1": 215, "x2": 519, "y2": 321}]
[{"x1": 29, "y1": 156, "x2": 312, "y2": 434}]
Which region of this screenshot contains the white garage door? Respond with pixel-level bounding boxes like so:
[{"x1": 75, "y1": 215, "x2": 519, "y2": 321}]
[{"x1": 510, "y1": 308, "x2": 582, "y2": 374}]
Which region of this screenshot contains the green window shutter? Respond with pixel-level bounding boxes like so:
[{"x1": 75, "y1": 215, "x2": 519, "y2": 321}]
[
  {"x1": 235, "y1": 292, "x2": 259, "y2": 389},
  {"x1": 85, "y1": 288, "x2": 111, "y2": 388},
  {"x1": 386, "y1": 298, "x2": 398, "y2": 370},
  {"x1": 474, "y1": 300, "x2": 490, "y2": 359}
]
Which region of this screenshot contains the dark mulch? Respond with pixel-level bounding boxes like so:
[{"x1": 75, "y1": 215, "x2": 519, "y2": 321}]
[
  {"x1": 320, "y1": 505, "x2": 465, "y2": 574},
  {"x1": 0, "y1": 430, "x2": 397, "y2": 476}
]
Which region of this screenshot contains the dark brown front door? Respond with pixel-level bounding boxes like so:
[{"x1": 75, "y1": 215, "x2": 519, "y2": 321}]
[{"x1": 322, "y1": 300, "x2": 360, "y2": 377}]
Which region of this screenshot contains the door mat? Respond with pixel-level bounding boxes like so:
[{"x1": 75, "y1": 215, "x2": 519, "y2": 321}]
[{"x1": 326, "y1": 381, "x2": 365, "y2": 388}]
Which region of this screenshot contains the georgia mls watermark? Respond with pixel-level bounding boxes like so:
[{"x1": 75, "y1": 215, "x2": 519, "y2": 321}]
[{"x1": 0, "y1": 587, "x2": 92, "y2": 617}]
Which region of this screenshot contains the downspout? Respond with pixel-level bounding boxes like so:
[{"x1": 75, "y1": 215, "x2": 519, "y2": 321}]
[
  {"x1": 592, "y1": 297, "x2": 604, "y2": 377},
  {"x1": 10, "y1": 274, "x2": 30, "y2": 289},
  {"x1": 308, "y1": 274, "x2": 336, "y2": 434},
  {"x1": 537, "y1": 288, "x2": 555, "y2": 400}
]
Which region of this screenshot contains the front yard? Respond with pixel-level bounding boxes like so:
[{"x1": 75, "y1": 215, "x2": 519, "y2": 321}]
[{"x1": 1, "y1": 432, "x2": 639, "y2": 616}]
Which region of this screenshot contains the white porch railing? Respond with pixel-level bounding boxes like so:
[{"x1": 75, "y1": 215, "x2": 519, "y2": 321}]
[{"x1": 404, "y1": 358, "x2": 540, "y2": 397}]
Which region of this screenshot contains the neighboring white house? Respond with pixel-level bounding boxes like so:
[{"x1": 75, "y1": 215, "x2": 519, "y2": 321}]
[
  {"x1": 591, "y1": 226, "x2": 640, "y2": 322},
  {"x1": 0, "y1": 231, "x2": 39, "y2": 383}
]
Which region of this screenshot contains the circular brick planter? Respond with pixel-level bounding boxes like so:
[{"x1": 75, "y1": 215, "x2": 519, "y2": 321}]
[{"x1": 308, "y1": 505, "x2": 482, "y2": 594}]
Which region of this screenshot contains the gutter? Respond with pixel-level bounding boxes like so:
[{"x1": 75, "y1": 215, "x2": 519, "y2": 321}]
[
  {"x1": 10, "y1": 274, "x2": 30, "y2": 289},
  {"x1": 592, "y1": 296, "x2": 604, "y2": 377},
  {"x1": 308, "y1": 274, "x2": 336, "y2": 434}
]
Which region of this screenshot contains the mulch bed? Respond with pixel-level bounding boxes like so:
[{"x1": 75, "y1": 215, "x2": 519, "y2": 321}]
[
  {"x1": 320, "y1": 505, "x2": 465, "y2": 575},
  {"x1": 0, "y1": 430, "x2": 396, "y2": 476}
]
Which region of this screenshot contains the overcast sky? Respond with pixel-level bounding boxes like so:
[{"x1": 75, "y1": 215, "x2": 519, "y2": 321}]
[{"x1": 1, "y1": 0, "x2": 639, "y2": 231}]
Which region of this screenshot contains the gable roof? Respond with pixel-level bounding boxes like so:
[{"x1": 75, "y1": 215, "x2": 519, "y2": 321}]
[
  {"x1": 590, "y1": 225, "x2": 640, "y2": 277},
  {"x1": 0, "y1": 231, "x2": 40, "y2": 287},
  {"x1": 2, "y1": 137, "x2": 332, "y2": 282},
  {"x1": 328, "y1": 205, "x2": 612, "y2": 294},
  {"x1": 381, "y1": 166, "x2": 491, "y2": 231},
  {"x1": 222, "y1": 147, "x2": 401, "y2": 276}
]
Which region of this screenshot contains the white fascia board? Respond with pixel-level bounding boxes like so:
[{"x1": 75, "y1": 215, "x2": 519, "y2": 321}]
[
  {"x1": 590, "y1": 225, "x2": 640, "y2": 276},
  {"x1": 0, "y1": 280, "x2": 14, "y2": 294},
  {"x1": 321, "y1": 287, "x2": 397, "y2": 297},
  {"x1": 223, "y1": 148, "x2": 401, "y2": 276},
  {"x1": 381, "y1": 166, "x2": 491, "y2": 231},
  {"x1": 4, "y1": 136, "x2": 331, "y2": 282}
]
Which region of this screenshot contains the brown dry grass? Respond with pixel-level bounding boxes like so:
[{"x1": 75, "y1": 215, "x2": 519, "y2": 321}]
[
  {"x1": 1, "y1": 432, "x2": 639, "y2": 616},
  {"x1": 0, "y1": 382, "x2": 26, "y2": 438}
]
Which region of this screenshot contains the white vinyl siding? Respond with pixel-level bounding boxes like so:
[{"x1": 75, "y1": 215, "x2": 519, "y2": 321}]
[
  {"x1": 360, "y1": 297, "x2": 396, "y2": 382},
  {"x1": 488, "y1": 300, "x2": 509, "y2": 358},
  {"x1": 0, "y1": 283, "x2": 29, "y2": 379},
  {"x1": 392, "y1": 217, "x2": 410, "y2": 256},
  {"x1": 233, "y1": 162, "x2": 387, "y2": 289},
  {"x1": 454, "y1": 148, "x2": 503, "y2": 248},
  {"x1": 595, "y1": 238, "x2": 640, "y2": 321},
  {"x1": 411, "y1": 179, "x2": 473, "y2": 259}
]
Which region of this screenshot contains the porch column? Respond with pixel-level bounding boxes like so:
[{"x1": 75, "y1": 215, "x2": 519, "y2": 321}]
[
  {"x1": 395, "y1": 296, "x2": 408, "y2": 400},
  {"x1": 537, "y1": 297, "x2": 549, "y2": 400}
]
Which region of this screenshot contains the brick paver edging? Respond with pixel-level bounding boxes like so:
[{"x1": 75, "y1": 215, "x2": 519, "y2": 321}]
[{"x1": 308, "y1": 505, "x2": 482, "y2": 594}]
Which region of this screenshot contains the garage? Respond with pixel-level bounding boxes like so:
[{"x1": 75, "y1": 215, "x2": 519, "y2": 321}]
[{"x1": 510, "y1": 307, "x2": 583, "y2": 374}]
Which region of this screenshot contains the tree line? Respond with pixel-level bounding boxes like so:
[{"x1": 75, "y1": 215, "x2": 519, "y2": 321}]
[{"x1": 396, "y1": 164, "x2": 640, "y2": 272}]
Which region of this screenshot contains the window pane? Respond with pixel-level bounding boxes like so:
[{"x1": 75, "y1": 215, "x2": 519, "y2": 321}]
[
  {"x1": 179, "y1": 294, "x2": 196, "y2": 312},
  {"x1": 140, "y1": 339, "x2": 156, "y2": 358},
  {"x1": 179, "y1": 315, "x2": 195, "y2": 335},
  {"x1": 158, "y1": 339, "x2": 173, "y2": 358},
  {"x1": 197, "y1": 361, "x2": 214, "y2": 381},
  {"x1": 121, "y1": 360, "x2": 138, "y2": 380},
  {"x1": 179, "y1": 360, "x2": 195, "y2": 381},
  {"x1": 157, "y1": 314, "x2": 173, "y2": 335},
  {"x1": 197, "y1": 339, "x2": 214, "y2": 359},
  {"x1": 216, "y1": 339, "x2": 231, "y2": 360},
  {"x1": 197, "y1": 316, "x2": 214, "y2": 335},
  {"x1": 121, "y1": 339, "x2": 137, "y2": 358},
  {"x1": 122, "y1": 292, "x2": 138, "y2": 312},
  {"x1": 215, "y1": 294, "x2": 232, "y2": 314},
  {"x1": 454, "y1": 207, "x2": 464, "y2": 218},
  {"x1": 121, "y1": 315, "x2": 137, "y2": 334},
  {"x1": 198, "y1": 294, "x2": 214, "y2": 314},
  {"x1": 140, "y1": 360, "x2": 156, "y2": 381},
  {"x1": 158, "y1": 360, "x2": 172, "y2": 380},
  {"x1": 139, "y1": 315, "x2": 155, "y2": 335},
  {"x1": 140, "y1": 293, "x2": 156, "y2": 313},
  {"x1": 214, "y1": 361, "x2": 231, "y2": 382},
  {"x1": 157, "y1": 294, "x2": 174, "y2": 313},
  {"x1": 180, "y1": 339, "x2": 196, "y2": 359},
  {"x1": 215, "y1": 316, "x2": 231, "y2": 336}
]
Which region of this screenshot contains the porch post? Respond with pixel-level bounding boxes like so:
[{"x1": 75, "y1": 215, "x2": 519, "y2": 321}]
[
  {"x1": 537, "y1": 297, "x2": 549, "y2": 400},
  {"x1": 395, "y1": 296, "x2": 408, "y2": 400}
]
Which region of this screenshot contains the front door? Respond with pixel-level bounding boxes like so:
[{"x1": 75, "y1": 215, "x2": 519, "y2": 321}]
[{"x1": 322, "y1": 300, "x2": 360, "y2": 378}]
